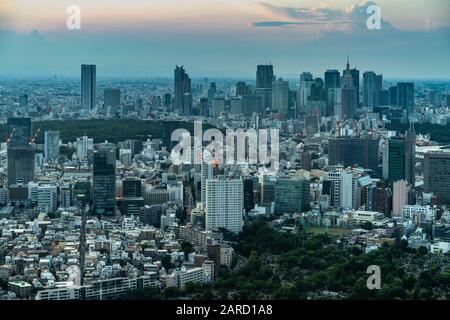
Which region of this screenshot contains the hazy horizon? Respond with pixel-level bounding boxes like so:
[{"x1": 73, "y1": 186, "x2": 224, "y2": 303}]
[{"x1": 0, "y1": 0, "x2": 449, "y2": 78}]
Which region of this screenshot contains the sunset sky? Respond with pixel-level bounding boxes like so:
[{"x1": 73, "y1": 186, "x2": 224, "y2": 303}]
[{"x1": 0, "y1": 0, "x2": 449, "y2": 78}]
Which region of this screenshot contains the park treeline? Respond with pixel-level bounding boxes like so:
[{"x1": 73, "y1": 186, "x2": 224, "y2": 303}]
[
  {"x1": 0, "y1": 119, "x2": 215, "y2": 145},
  {"x1": 126, "y1": 219, "x2": 450, "y2": 300}
]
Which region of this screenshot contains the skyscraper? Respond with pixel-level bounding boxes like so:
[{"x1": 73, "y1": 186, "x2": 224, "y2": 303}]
[
  {"x1": 104, "y1": 88, "x2": 121, "y2": 116},
  {"x1": 81, "y1": 64, "x2": 96, "y2": 110},
  {"x1": 44, "y1": 130, "x2": 60, "y2": 163},
  {"x1": 363, "y1": 71, "x2": 383, "y2": 110},
  {"x1": 7, "y1": 118, "x2": 35, "y2": 186},
  {"x1": 298, "y1": 72, "x2": 314, "y2": 109},
  {"x1": 256, "y1": 64, "x2": 274, "y2": 89},
  {"x1": 205, "y1": 176, "x2": 243, "y2": 234},
  {"x1": 174, "y1": 66, "x2": 192, "y2": 115},
  {"x1": 388, "y1": 136, "x2": 405, "y2": 183},
  {"x1": 341, "y1": 58, "x2": 357, "y2": 120},
  {"x1": 423, "y1": 152, "x2": 450, "y2": 204},
  {"x1": 271, "y1": 78, "x2": 289, "y2": 114},
  {"x1": 397, "y1": 82, "x2": 415, "y2": 115},
  {"x1": 93, "y1": 148, "x2": 116, "y2": 216},
  {"x1": 324, "y1": 69, "x2": 340, "y2": 92},
  {"x1": 256, "y1": 64, "x2": 274, "y2": 111},
  {"x1": 325, "y1": 70, "x2": 340, "y2": 116}
]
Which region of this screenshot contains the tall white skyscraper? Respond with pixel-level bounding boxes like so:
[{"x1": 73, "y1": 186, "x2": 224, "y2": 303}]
[
  {"x1": 201, "y1": 162, "x2": 213, "y2": 203},
  {"x1": 44, "y1": 130, "x2": 60, "y2": 163},
  {"x1": 205, "y1": 176, "x2": 243, "y2": 234},
  {"x1": 81, "y1": 64, "x2": 96, "y2": 110}
]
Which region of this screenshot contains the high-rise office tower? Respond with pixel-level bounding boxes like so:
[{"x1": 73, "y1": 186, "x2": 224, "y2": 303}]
[
  {"x1": 298, "y1": 72, "x2": 314, "y2": 109},
  {"x1": 328, "y1": 137, "x2": 379, "y2": 173},
  {"x1": 256, "y1": 64, "x2": 274, "y2": 112},
  {"x1": 81, "y1": 64, "x2": 96, "y2": 110},
  {"x1": 44, "y1": 130, "x2": 60, "y2": 163},
  {"x1": 397, "y1": 82, "x2": 414, "y2": 115},
  {"x1": 271, "y1": 78, "x2": 289, "y2": 114},
  {"x1": 324, "y1": 70, "x2": 340, "y2": 92},
  {"x1": 404, "y1": 129, "x2": 416, "y2": 188},
  {"x1": 363, "y1": 71, "x2": 383, "y2": 110},
  {"x1": 342, "y1": 61, "x2": 359, "y2": 102},
  {"x1": 174, "y1": 66, "x2": 192, "y2": 115},
  {"x1": 341, "y1": 58, "x2": 357, "y2": 120},
  {"x1": 388, "y1": 136, "x2": 405, "y2": 183},
  {"x1": 274, "y1": 177, "x2": 310, "y2": 213},
  {"x1": 93, "y1": 149, "x2": 116, "y2": 216},
  {"x1": 325, "y1": 70, "x2": 340, "y2": 116},
  {"x1": 104, "y1": 88, "x2": 121, "y2": 116},
  {"x1": 256, "y1": 64, "x2": 274, "y2": 89},
  {"x1": 7, "y1": 118, "x2": 35, "y2": 186},
  {"x1": 205, "y1": 176, "x2": 243, "y2": 234},
  {"x1": 328, "y1": 88, "x2": 342, "y2": 118},
  {"x1": 243, "y1": 178, "x2": 255, "y2": 213},
  {"x1": 423, "y1": 152, "x2": 450, "y2": 204}
]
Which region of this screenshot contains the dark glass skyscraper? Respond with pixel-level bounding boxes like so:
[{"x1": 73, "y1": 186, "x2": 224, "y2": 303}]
[
  {"x1": 81, "y1": 64, "x2": 96, "y2": 110},
  {"x1": 7, "y1": 118, "x2": 35, "y2": 186},
  {"x1": 397, "y1": 82, "x2": 414, "y2": 115},
  {"x1": 256, "y1": 64, "x2": 274, "y2": 89},
  {"x1": 93, "y1": 149, "x2": 116, "y2": 215},
  {"x1": 388, "y1": 136, "x2": 405, "y2": 183},
  {"x1": 324, "y1": 69, "x2": 340, "y2": 92},
  {"x1": 174, "y1": 66, "x2": 192, "y2": 115},
  {"x1": 104, "y1": 88, "x2": 121, "y2": 116},
  {"x1": 363, "y1": 71, "x2": 383, "y2": 110}
]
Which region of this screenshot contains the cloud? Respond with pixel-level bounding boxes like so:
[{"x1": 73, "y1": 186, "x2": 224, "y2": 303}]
[
  {"x1": 252, "y1": 21, "x2": 349, "y2": 27},
  {"x1": 253, "y1": 1, "x2": 390, "y2": 30}
]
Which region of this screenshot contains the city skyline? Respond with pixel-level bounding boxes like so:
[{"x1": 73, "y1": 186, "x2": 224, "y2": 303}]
[{"x1": 0, "y1": 1, "x2": 449, "y2": 78}]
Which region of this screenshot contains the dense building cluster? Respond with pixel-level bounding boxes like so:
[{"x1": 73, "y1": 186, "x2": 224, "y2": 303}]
[{"x1": 0, "y1": 59, "x2": 449, "y2": 300}]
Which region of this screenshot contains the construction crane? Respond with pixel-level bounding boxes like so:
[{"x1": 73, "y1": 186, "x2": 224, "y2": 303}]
[{"x1": 29, "y1": 128, "x2": 41, "y2": 145}]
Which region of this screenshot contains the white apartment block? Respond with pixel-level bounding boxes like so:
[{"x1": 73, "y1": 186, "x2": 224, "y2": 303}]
[{"x1": 205, "y1": 176, "x2": 243, "y2": 234}]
